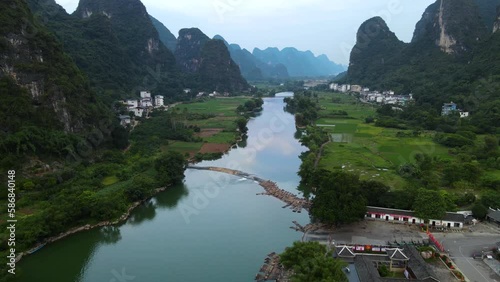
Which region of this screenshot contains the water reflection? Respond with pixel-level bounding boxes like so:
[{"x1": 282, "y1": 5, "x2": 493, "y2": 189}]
[
  {"x1": 127, "y1": 201, "x2": 156, "y2": 225},
  {"x1": 99, "y1": 226, "x2": 122, "y2": 245},
  {"x1": 155, "y1": 183, "x2": 189, "y2": 209}
]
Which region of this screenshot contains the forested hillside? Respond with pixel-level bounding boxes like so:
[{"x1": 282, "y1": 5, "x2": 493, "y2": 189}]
[
  {"x1": 345, "y1": 0, "x2": 500, "y2": 134},
  {"x1": 0, "y1": 0, "x2": 115, "y2": 170}
]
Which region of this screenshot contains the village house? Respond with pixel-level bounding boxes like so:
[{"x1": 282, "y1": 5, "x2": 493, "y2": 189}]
[
  {"x1": 154, "y1": 95, "x2": 164, "y2": 107},
  {"x1": 341, "y1": 84, "x2": 351, "y2": 93},
  {"x1": 183, "y1": 88, "x2": 191, "y2": 94},
  {"x1": 486, "y1": 208, "x2": 500, "y2": 226},
  {"x1": 140, "y1": 91, "x2": 153, "y2": 107},
  {"x1": 118, "y1": 115, "x2": 131, "y2": 127},
  {"x1": 126, "y1": 99, "x2": 138, "y2": 109},
  {"x1": 351, "y1": 85, "x2": 362, "y2": 93},
  {"x1": 132, "y1": 106, "x2": 144, "y2": 117},
  {"x1": 441, "y1": 102, "x2": 469, "y2": 118},
  {"x1": 365, "y1": 206, "x2": 466, "y2": 229}
]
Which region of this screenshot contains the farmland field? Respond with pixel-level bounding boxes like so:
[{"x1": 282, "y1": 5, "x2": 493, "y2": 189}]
[{"x1": 315, "y1": 92, "x2": 456, "y2": 188}]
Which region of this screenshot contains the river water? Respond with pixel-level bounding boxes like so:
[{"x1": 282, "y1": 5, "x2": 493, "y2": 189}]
[{"x1": 17, "y1": 93, "x2": 310, "y2": 282}]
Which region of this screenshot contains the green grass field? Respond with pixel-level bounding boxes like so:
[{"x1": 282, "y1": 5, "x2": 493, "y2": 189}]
[
  {"x1": 179, "y1": 97, "x2": 250, "y2": 144},
  {"x1": 179, "y1": 97, "x2": 250, "y2": 117},
  {"x1": 315, "y1": 92, "x2": 456, "y2": 188},
  {"x1": 162, "y1": 141, "x2": 203, "y2": 154},
  {"x1": 203, "y1": 132, "x2": 238, "y2": 144}
]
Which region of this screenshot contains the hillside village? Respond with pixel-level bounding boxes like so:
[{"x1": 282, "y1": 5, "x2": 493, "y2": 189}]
[
  {"x1": 329, "y1": 83, "x2": 469, "y2": 118},
  {"x1": 117, "y1": 90, "x2": 234, "y2": 127}
]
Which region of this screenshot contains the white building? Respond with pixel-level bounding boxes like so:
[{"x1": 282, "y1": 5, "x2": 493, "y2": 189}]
[
  {"x1": 155, "y1": 95, "x2": 164, "y2": 107},
  {"x1": 340, "y1": 85, "x2": 349, "y2": 93},
  {"x1": 459, "y1": 111, "x2": 469, "y2": 118},
  {"x1": 127, "y1": 99, "x2": 138, "y2": 109},
  {"x1": 329, "y1": 83, "x2": 339, "y2": 91},
  {"x1": 132, "y1": 107, "x2": 144, "y2": 117},
  {"x1": 366, "y1": 206, "x2": 465, "y2": 229},
  {"x1": 119, "y1": 115, "x2": 131, "y2": 127},
  {"x1": 140, "y1": 91, "x2": 151, "y2": 99},
  {"x1": 140, "y1": 91, "x2": 153, "y2": 107},
  {"x1": 183, "y1": 88, "x2": 191, "y2": 94}
]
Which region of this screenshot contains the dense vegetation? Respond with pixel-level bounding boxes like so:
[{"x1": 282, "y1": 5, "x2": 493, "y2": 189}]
[
  {"x1": 284, "y1": 91, "x2": 320, "y2": 127},
  {"x1": 27, "y1": 0, "x2": 183, "y2": 104},
  {"x1": 280, "y1": 242, "x2": 347, "y2": 282},
  {"x1": 289, "y1": 89, "x2": 499, "y2": 225}
]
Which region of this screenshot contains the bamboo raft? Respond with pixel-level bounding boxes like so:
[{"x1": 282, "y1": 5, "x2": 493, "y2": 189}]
[{"x1": 255, "y1": 252, "x2": 290, "y2": 281}]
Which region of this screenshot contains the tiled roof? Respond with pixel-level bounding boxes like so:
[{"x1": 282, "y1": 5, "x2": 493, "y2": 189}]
[
  {"x1": 443, "y1": 212, "x2": 465, "y2": 223},
  {"x1": 386, "y1": 248, "x2": 409, "y2": 261},
  {"x1": 366, "y1": 206, "x2": 415, "y2": 217},
  {"x1": 336, "y1": 246, "x2": 356, "y2": 258},
  {"x1": 487, "y1": 210, "x2": 500, "y2": 222}
]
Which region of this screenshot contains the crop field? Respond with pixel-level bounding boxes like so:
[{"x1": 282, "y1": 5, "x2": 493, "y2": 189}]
[{"x1": 315, "y1": 92, "x2": 456, "y2": 188}]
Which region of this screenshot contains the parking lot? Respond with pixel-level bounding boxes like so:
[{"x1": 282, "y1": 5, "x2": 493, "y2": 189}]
[
  {"x1": 305, "y1": 220, "x2": 427, "y2": 246},
  {"x1": 433, "y1": 229, "x2": 500, "y2": 282}
]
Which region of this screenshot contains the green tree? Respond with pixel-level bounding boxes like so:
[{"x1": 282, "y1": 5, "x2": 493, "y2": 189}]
[
  {"x1": 413, "y1": 189, "x2": 446, "y2": 229},
  {"x1": 471, "y1": 202, "x2": 488, "y2": 219},
  {"x1": 360, "y1": 180, "x2": 390, "y2": 207},
  {"x1": 480, "y1": 190, "x2": 500, "y2": 209},
  {"x1": 310, "y1": 170, "x2": 367, "y2": 226},
  {"x1": 280, "y1": 242, "x2": 347, "y2": 282},
  {"x1": 125, "y1": 175, "x2": 156, "y2": 201},
  {"x1": 235, "y1": 117, "x2": 248, "y2": 134},
  {"x1": 154, "y1": 151, "x2": 186, "y2": 186}
]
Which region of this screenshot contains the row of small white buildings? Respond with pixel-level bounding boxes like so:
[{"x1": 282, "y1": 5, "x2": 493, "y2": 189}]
[
  {"x1": 366, "y1": 206, "x2": 467, "y2": 229},
  {"x1": 329, "y1": 83, "x2": 413, "y2": 106},
  {"x1": 363, "y1": 91, "x2": 413, "y2": 106}
]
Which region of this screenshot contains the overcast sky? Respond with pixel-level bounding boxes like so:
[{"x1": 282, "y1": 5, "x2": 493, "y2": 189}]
[{"x1": 55, "y1": 0, "x2": 435, "y2": 65}]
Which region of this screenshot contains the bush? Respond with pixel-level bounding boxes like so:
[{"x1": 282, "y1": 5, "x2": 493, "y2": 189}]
[{"x1": 378, "y1": 264, "x2": 390, "y2": 277}]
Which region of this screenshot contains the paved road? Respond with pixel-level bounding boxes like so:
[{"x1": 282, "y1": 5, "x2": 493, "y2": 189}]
[{"x1": 434, "y1": 232, "x2": 500, "y2": 282}]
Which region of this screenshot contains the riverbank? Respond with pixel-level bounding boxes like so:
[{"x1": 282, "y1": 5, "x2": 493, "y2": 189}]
[
  {"x1": 15, "y1": 186, "x2": 169, "y2": 263},
  {"x1": 11, "y1": 97, "x2": 256, "y2": 261},
  {"x1": 14, "y1": 93, "x2": 311, "y2": 282}
]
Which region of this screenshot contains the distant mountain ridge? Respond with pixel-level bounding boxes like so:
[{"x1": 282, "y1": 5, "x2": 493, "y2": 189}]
[
  {"x1": 213, "y1": 35, "x2": 289, "y2": 80},
  {"x1": 252, "y1": 47, "x2": 346, "y2": 77}
]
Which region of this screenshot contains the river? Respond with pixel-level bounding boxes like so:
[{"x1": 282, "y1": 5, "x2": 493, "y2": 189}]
[{"x1": 17, "y1": 92, "x2": 310, "y2": 282}]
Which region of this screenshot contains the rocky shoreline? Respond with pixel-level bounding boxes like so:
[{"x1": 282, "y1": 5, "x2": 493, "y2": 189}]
[{"x1": 15, "y1": 186, "x2": 168, "y2": 263}]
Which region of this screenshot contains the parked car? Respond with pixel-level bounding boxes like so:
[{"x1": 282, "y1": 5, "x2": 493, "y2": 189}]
[{"x1": 472, "y1": 252, "x2": 483, "y2": 259}]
